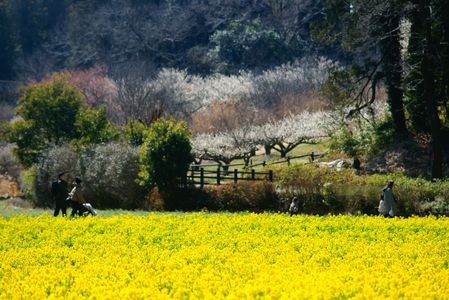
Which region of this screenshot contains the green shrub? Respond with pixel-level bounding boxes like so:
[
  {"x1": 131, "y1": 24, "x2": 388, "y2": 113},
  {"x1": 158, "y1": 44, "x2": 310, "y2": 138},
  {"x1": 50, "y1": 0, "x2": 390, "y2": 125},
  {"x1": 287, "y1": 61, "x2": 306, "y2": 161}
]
[
  {"x1": 22, "y1": 165, "x2": 38, "y2": 206},
  {"x1": 79, "y1": 143, "x2": 146, "y2": 209},
  {"x1": 9, "y1": 73, "x2": 82, "y2": 167},
  {"x1": 125, "y1": 118, "x2": 146, "y2": 147},
  {"x1": 328, "y1": 118, "x2": 396, "y2": 158},
  {"x1": 146, "y1": 186, "x2": 210, "y2": 211},
  {"x1": 145, "y1": 181, "x2": 279, "y2": 212},
  {"x1": 32, "y1": 143, "x2": 146, "y2": 209},
  {"x1": 138, "y1": 118, "x2": 194, "y2": 191},
  {"x1": 204, "y1": 181, "x2": 280, "y2": 212},
  {"x1": 9, "y1": 73, "x2": 121, "y2": 168},
  {"x1": 276, "y1": 164, "x2": 449, "y2": 216},
  {"x1": 73, "y1": 106, "x2": 120, "y2": 149},
  {"x1": 328, "y1": 127, "x2": 361, "y2": 157},
  {"x1": 369, "y1": 118, "x2": 396, "y2": 155}
]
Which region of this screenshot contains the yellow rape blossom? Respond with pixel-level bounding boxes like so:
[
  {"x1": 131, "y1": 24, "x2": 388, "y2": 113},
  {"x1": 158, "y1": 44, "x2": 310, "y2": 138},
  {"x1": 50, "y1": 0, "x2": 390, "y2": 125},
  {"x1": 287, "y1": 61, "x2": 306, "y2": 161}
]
[{"x1": 0, "y1": 214, "x2": 448, "y2": 299}]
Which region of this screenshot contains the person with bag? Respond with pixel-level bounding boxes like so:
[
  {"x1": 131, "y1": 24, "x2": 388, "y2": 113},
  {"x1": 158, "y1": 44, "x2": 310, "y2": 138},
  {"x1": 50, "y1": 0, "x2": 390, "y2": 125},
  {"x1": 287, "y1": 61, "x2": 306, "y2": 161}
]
[{"x1": 378, "y1": 180, "x2": 397, "y2": 217}]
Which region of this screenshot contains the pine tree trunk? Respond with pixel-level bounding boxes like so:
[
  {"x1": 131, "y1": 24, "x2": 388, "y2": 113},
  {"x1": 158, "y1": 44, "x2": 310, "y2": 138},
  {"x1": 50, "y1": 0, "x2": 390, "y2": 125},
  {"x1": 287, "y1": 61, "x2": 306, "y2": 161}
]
[
  {"x1": 419, "y1": 0, "x2": 443, "y2": 179},
  {"x1": 380, "y1": 15, "x2": 408, "y2": 138},
  {"x1": 405, "y1": 8, "x2": 429, "y2": 132}
]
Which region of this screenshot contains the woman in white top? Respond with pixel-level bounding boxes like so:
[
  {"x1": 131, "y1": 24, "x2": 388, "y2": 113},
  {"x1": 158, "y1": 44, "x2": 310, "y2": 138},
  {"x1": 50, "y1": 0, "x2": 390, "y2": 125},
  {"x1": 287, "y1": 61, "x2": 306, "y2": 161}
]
[{"x1": 378, "y1": 180, "x2": 397, "y2": 217}]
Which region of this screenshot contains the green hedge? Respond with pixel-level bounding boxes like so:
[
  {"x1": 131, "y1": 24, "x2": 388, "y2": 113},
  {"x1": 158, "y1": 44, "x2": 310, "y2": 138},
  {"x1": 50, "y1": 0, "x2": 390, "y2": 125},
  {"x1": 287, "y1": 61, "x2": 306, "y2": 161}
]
[
  {"x1": 276, "y1": 164, "x2": 449, "y2": 216},
  {"x1": 146, "y1": 181, "x2": 282, "y2": 212},
  {"x1": 203, "y1": 181, "x2": 280, "y2": 212}
]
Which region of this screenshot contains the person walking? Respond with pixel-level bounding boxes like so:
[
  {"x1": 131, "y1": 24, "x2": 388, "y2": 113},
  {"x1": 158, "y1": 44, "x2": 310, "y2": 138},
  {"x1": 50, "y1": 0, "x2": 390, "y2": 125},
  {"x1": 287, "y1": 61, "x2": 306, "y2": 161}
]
[
  {"x1": 52, "y1": 172, "x2": 69, "y2": 217},
  {"x1": 69, "y1": 177, "x2": 87, "y2": 217},
  {"x1": 378, "y1": 180, "x2": 397, "y2": 217},
  {"x1": 289, "y1": 197, "x2": 300, "y2": 216}
]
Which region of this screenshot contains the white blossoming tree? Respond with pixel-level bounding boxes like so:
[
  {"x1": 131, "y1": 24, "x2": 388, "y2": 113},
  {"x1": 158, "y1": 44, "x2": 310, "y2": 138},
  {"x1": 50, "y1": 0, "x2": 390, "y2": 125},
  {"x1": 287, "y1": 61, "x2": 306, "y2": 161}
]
[
  {"x1": 192, "y1": 127, "x2": 258, "y2": 171},
  {"x1": 193, "y1": 111, "x2": 333, "y2": 167}
]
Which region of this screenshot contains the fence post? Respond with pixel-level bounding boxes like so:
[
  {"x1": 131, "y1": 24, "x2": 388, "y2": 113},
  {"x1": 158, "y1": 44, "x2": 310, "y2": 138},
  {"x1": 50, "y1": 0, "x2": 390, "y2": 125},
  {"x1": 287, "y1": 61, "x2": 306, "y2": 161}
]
[
  {"x1": 311, "y1": 151, "x2": 315, "y2": 162},
  {"x1": 287, "y1": 157, "x2": 291, "y2": 166},
  {"x1": 200, "y1": 168, "x2": 204, "y2": 189},
  {"x1": 217, "y1": 167, "x2": 221, "y2": 185},
  {"x1": 191, "y1": 166, "x2": 195, "y2": 185},
  {"x1": 234, "y1": 169, "x2": 238, "y2": 184},
  {"x1": 251, "y1": 169, "x2": 255, "y2": 180},
  {"x1": 268, "y1": 170, "x2": 273, "y2": 182}
]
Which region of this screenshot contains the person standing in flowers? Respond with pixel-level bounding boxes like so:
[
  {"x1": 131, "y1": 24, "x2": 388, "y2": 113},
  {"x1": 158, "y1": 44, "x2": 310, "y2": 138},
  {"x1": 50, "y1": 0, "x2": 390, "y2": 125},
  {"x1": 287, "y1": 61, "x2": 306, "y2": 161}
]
[
  {"x1": 52, "y1": 172, "x2": 69, "y2": 217},
  {"x1": 68, "y1": 177, "x2": 87, "y2": 217},
  {"x1": 378, "y1": 180, "x2": 397, "y2": 217},
  {"x1": 289, "y1": 197, "x2": 300, "y2": 216}
]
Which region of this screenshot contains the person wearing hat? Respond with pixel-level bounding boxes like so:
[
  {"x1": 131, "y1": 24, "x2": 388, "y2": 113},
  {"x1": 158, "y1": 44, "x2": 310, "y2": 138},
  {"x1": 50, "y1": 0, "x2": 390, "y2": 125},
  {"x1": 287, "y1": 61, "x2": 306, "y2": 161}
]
[
  {"x1": 68, "y1": 177, "x2": 87, "y2": 217},
  {"x1": 379, "y1": 180, "x2": 397, "y2": 217},
  {"x1": 51, "y1": 172, "x2": 69, "y2": 217}
]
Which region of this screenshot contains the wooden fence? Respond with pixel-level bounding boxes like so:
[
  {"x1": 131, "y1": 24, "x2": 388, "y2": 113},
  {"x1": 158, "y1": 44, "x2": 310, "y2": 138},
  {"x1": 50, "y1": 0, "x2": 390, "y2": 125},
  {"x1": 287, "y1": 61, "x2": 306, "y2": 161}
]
[
  {"x1": 187, "y1": 167, "x2": 273, "y2": 188},
  {"x1": 186, "y1": 152, "x2": 325, "y2": 187},
  {"x1": 250, "y1": 151, "x2": 326, "y2": 167}
]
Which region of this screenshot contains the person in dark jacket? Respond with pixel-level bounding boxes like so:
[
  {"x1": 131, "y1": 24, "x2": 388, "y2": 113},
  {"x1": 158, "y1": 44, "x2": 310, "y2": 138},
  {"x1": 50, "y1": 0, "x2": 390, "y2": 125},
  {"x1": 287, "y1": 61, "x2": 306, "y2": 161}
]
[{"x1": 52, "y1": 172, "x2": 69, "y2": 217}]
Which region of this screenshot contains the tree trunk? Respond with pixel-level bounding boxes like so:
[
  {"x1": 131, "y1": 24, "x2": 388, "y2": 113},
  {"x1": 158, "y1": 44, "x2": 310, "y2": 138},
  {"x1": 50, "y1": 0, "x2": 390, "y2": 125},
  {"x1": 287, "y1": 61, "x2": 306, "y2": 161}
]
[
  {"x1": 419, "y1": 0, "x2": 443, "y2": 179},
  {"x1": 405, "y1": 7, "x2": 429, "y2": 132},
  {"x1": 379, "y1": 14, "x2": 408, "y2": 138},
  {"x1": 264, "y1": 144, "x2": 271, "y2": 155}
]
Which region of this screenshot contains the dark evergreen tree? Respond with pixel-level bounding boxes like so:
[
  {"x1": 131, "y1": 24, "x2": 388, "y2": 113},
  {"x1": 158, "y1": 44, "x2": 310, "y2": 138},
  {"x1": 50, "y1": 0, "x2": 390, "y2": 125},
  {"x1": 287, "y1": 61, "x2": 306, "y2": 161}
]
[
  {"x1": 313, "y1": 0, "x2": 409, "y2": 138},
  {"x1": 377, "y1": 9, "x2": 408, "y2": 137},
  {"x1": 411, "y1": 0, "x2": 443, "y2": 178},
  {"x1": 0, "y1": 4, "x2": 15, "y2": 79},
  {"x1": 404, "y1": 5, "x2": 429, "y2": 133}
]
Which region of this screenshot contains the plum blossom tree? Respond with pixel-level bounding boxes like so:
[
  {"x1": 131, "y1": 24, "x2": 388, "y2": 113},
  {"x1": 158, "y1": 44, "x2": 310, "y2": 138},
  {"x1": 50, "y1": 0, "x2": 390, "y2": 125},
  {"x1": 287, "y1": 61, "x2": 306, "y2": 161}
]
[
  {"x1": 193, "y1": 111, "x2": 332, "y2": 166},
  {"x1": 192, "y1": 130, "x2": 256, "y2": 171},
  {"x1": 248, "y1": 57, "x2": 334, "y2": 111},
  {"x1": 256, "y1": 111, "x2": 330, "y2": 157},
  {"x1": 114, "y1": 68, "x2": 205, "y2": 125}
]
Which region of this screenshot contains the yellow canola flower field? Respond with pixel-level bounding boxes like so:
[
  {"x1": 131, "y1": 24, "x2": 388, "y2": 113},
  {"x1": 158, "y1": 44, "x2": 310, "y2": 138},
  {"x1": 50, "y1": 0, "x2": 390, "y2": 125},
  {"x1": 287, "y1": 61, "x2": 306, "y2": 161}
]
[{"x1": 1, "y1": 214, "x2": 449, "y2": 299}]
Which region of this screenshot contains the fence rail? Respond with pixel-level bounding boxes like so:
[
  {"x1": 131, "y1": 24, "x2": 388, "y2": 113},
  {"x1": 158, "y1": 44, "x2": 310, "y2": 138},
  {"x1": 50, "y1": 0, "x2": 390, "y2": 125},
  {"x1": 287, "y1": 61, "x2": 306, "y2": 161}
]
[
  {"x1": 187, "y1": 152, "x2": 325, "y2": 187},
  {"x1": 187, "y1": 167, "x2": 273, "y2": 188}
]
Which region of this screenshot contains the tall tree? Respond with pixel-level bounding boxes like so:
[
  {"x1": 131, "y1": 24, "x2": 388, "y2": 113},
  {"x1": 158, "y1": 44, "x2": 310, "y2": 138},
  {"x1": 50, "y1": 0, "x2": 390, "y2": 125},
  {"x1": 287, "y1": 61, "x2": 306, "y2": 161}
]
[
  {"x1": 404, "y1": 3, "x2": 429, "y2": 132},
  {"x1": 413, "y1": 0, "x2": 443, "y2": 178},
  {"x1": 0, "y1": 3, "x2": 15, "y2": 79},
  {"x1": 432, "y1": 0, "x2": 449, "y2": 124},
  {"x1": 313, "y1": 0, "x2": 409, "y2": 138},
  {"x1": 376, "y1": 6, "x2": 408, "y2": 137}
]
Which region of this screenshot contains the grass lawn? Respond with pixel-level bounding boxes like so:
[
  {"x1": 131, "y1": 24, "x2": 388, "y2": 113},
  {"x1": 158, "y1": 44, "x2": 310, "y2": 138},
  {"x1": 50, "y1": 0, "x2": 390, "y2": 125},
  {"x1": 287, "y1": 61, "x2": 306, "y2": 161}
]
[{"x1": 0, "y1": 198, "x2": 150, "y2": 218}]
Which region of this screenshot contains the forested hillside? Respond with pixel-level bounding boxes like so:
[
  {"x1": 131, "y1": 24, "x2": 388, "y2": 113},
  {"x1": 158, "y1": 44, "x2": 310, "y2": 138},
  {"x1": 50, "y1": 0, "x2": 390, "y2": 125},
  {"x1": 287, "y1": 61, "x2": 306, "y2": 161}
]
[
  {"x1": 0, "y1": 0, "x2": 343, "y2": 80},
  {"x1": 0, "y1": 0, "x2": 448, "y2": 196}
]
